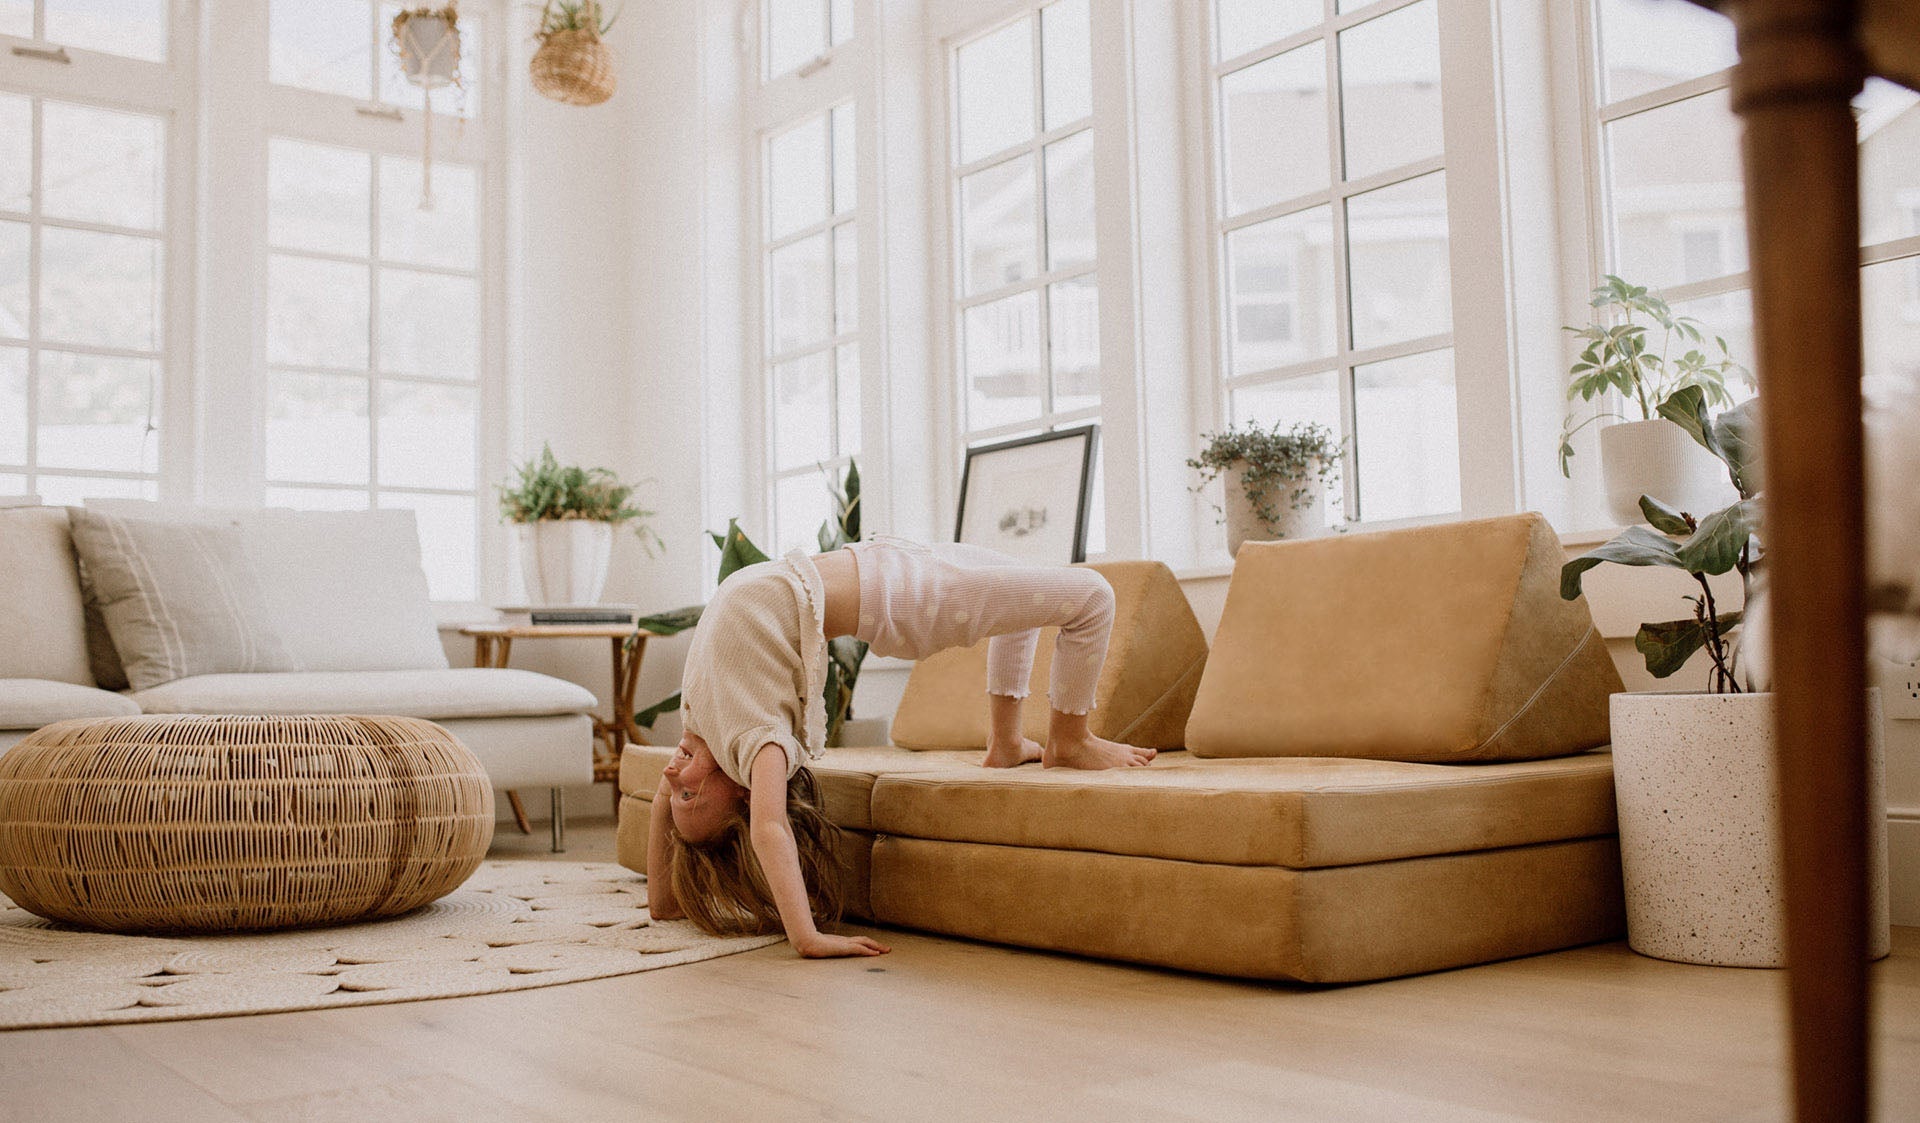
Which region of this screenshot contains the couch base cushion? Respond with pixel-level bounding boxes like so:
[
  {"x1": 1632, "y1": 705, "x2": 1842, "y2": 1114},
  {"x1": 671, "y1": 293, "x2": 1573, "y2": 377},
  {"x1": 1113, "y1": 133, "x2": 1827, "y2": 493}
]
[
  {"x1": 870, "y1": 835, "x2": 1625, "y2": 983},
  {"x1": 440, "y1": 714, "x2": 594, "y2": 790},
  {"x1": 131, "y1": 669, "x2": 596, "y2": 722},
  {"x1": 0, "y1": 679, "x2": 143, "y2": 730}
]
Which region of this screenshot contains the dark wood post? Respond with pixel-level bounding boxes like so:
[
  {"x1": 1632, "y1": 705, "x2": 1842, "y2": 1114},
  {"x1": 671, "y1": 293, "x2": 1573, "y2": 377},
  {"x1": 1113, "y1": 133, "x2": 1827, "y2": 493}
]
[{"x1": 1725, "y1": 2, "x2": 1870, "y2": 1118}]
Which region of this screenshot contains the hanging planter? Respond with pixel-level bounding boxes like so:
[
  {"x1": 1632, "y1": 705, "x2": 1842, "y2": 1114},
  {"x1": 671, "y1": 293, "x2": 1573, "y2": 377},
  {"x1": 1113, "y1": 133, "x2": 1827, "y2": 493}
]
[
  {"x1": 390, "y1": 5, "x2": 465, "y2": 210},
  {"x1": 531, "y1": 0, "x2": 619, "y2": 107}
]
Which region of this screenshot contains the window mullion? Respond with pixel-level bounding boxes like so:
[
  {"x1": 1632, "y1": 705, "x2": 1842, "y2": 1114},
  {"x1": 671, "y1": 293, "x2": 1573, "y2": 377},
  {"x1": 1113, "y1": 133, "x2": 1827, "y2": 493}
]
[
  {"x1": 25, "y1": 95, "x2": 41, "y2": 487},
  {"x1": 1323, "y1": 23, "x2": 1358, "y2": 521}
]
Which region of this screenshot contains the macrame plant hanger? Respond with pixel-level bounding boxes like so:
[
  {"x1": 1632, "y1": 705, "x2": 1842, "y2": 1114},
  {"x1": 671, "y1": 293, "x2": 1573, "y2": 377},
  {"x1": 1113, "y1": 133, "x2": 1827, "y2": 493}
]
[{"x1": 393, "y1": 4, "x2": 462, "y2": 211}]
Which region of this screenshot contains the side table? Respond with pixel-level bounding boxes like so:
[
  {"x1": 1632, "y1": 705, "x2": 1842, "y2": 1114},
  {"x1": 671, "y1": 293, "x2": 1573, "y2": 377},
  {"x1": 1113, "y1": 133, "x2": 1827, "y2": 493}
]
[{"x1": 460, "y1": 623, "x2": 654, "y2": 843}]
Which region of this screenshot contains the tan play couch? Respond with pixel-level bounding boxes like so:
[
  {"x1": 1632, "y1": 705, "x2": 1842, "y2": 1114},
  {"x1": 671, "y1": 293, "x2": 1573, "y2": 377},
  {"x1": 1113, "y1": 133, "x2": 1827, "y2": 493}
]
[{"x1": 618, "y1": 514, "x2": 1628, "y2": 983}]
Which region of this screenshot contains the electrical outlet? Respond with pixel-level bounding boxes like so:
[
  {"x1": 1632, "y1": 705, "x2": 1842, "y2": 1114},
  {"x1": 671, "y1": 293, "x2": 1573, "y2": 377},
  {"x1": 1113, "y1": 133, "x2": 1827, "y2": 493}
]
[{"x1": 1885, "y1": 659, "x2": 1920, "y2": 721}]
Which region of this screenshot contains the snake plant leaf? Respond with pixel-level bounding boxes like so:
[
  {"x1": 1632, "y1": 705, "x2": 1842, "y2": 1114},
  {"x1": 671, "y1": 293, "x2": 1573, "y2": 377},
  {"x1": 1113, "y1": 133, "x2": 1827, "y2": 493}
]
[
  {"x1": 1638, "y1": 495, "x2": 1694, "y2": 536},
  {"x1": 1675, "y1": 498, "x2": 1761, "y2": 576},
  {"x1": 1714, "y1": 399, "x2": 1763, "y2": 498},
  {"x1": 1635, "y1": 611, "x2": 1745, "y2": 679},
  {"x1": 633, "y1": 603, "x2": 704, "y2": 636},
  {"x1": 634, "y1": 690, "x2": 682, "y2": 729},
  {"x1": 1561, "y1": 525, "x2": 1687, "y2": 601}
]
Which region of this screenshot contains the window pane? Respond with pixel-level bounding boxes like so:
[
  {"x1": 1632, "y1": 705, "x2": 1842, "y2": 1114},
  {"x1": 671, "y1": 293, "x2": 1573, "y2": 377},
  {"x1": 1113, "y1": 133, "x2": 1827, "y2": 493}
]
[
  {"x1": 1219, "y1": 42, "x2": 1329, "y2": 217},
  {"x1": 379, "y1": 380, "x2": 475, "y2": 489},
  {"x1": 1667, "y1": 288, "x2": 1754, "y2": 403},
  {"x1": 833, "y1": 223, "x2": 857, "y2": 335},
  {"x1": 36, "y1": 350, "x2": 157, "y2": 472},
  {"x1": 1605, "y1": 89, "x2": 1746, "y2": 291},
  {"x1": 1597, "y1": 0, "x2": 1736, "y2": 105},
  {"x1": 960, "y1": 154, "x2": 1037, "y2": 297},
  {"x1": 269, "y1": 139, "x2": 370, "y2": 256},
  {"x1": 956, "y1": 18, "x2": 1034, "y2": 165},
  {"x1": 36, "y1": 474, "x2": 154, "y2": 505},
  {"x1": 269, "y1": 254, "x2": 369, "y2": 370},
  {"x1": 380, "y1": 4, "x2": 481, "y2": 117},
  {"x1": 768, "y1": 115, "x2": 829, "y2": 240},
  {"x1": 1049, "y1": 275, "x2": 1099, "y2": 412},
  {"x1": 47, "y1": 0, "x2": 167, "y2": 62},
  {"x1": 1225, "y1": 205, "x2": 1335, "y2": 375},
  {"x1": 963, "y1": 290, "x2": 1043, "y2": 430},
  {"x1": 1044, "y1": 131, "x2": 1095, "y2": 273},
  {"x1": 0, "y1": 95, "x2": 27, "y2": 213},
  {"x1": 1214, "y1": 0, "x2": 1320, "y2": 63},
  {"x1": 1858, "y1": 79, "x2": 1920, "y2": 248},
  {"x1": 379, "y1": 268, "x2": 478, "y2": 379},
  {"x1": 767, "y1": 0, "x2": 827, "y2": 81},
  {"x1": 0, "y1": 220, "x2": 24, "y2": 337},
  {"x1": 830, "y1": 0, "x2": 852, "y2": 46},
  {"x1": 768, "y1": 232, "x2": 831, "y2": 354},
  {"x1": 0, "y1": 473, "x2": 23, "y2": 495},
  {"x1": 380, "y1": 156, "x2": 477, "y2": 269},
  {"x1": 1232, "y1": 370, "x2": 1343, "y2": 432},
  {"x1": 1347, "y1": 170, "x2": 1452, "y2": 351},
  {"x1": 836, "y1": 342, "x2": 860, "y2": 457},
  {"x1": 1339, "y1": 0, "x2": 1441, "y2": 183},
  {"x1": 381, "y1": 491, "x2": 475, "y2": 601},
  {"x1": 772, "y1": 351, "x2": 832, "y2": 471},
  {"x1": 774, "y1": 472, "x2": 830, "y2": 557},
  {"x1": 1041, "y1": 0, "x2": 1091, "y2": 130},
  {"x1": 0, "y1": 345, "x2": 25, "y2": 464},
  {"x1": 40, "y1": 228, "x2": 162, "y2": 351},
  {"x1": 271, "y1": 0, "x2": 374, "y2": 99},
  {"x1": 1864, "y1": 258, "x2": 1920, "y2": 401},
  {"x1": 1354, "y1": 348, "x2": 1459, "y2": 521},
  {"x1": 265, "y1": 486, "x2": 370, "y2": 510},
  {"x1": 0, "y1": 0, "x2": 27, "y2": 39},
  {"x1": 40, "y1": 103, "x2": 163, "y2": 230},
  {"x1": 267, "y1": 371, "x2": 369, "y2": 484},
  {"x1": 831, "y1": 103, "x2": 856, "y2": 215}
]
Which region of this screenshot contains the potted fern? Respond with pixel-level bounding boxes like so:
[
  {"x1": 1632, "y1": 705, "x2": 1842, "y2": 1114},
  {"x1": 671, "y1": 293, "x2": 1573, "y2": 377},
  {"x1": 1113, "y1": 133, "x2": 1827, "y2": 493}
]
[
  {"x1": 1189, "y1": 421, "x2": 1343, "y2": 556},
  {"x1": 499, "y1": 444, "x2": 659, "y2": 604}
]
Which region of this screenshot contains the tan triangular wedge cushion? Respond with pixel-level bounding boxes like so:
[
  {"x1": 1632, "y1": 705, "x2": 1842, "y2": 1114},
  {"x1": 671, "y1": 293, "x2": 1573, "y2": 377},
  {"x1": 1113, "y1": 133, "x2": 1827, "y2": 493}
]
[
  {"x1": 889, "y1": 561, "x2": 1209, "y2": 750},
  {"x1": 1186, "y1": 513, "x2": 1621, "y2": 762}
]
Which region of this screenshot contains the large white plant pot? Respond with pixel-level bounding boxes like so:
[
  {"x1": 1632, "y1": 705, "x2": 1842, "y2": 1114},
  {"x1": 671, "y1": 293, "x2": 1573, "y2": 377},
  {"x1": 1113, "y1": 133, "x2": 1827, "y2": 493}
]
[
  {"x1": 1224, "y1": 463, "x2": 1328, "y2": 557},
  {"x1": 1609, "y1": 690, "x2": 1890, "y2": 967},
  {"x1": 1599, "y1": 418, "x2": 1739, "y2": 526},
  {"x1": 517, "y1": 520, "x2": 613, "y2": 605}
]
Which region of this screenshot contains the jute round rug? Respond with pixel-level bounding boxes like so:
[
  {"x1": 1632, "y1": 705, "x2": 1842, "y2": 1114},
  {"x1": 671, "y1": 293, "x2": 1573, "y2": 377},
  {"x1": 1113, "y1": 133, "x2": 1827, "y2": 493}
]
[{"x1": 0, "y1": 861, "x2": 781, "y2": 1031}]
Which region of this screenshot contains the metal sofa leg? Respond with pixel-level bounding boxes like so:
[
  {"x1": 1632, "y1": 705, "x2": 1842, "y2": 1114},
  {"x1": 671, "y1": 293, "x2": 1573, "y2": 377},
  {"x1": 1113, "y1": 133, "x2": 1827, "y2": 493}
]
[{"x1": 549, "y1": 787, "x2": 566, "y2": 853}]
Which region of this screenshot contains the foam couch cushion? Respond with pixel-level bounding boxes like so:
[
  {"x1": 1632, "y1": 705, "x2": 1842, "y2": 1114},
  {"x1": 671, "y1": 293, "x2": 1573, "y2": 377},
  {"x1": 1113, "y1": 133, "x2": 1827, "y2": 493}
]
[
  {"x1": 621, "y1": 742, "x2": 979, "y2": 831},
  {"x1": 0, "y1": 507, "x2": 93, "y2": 686},
  {"x1": 888, "y1": 560, "x2": 1208, "y2": 750},
  {"x1": 1186, "y1": 513, "x2": 1622, "y2": 763},
  {"x1": 131, "y1": 668, "x2": 595, "y2": 721},
  {"x1": 0, "y1": 679, "x2": 143, "y2": 729}
]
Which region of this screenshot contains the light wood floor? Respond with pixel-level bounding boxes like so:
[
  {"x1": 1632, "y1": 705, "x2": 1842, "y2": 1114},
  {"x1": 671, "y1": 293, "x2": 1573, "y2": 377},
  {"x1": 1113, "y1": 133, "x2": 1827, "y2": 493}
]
[{"x1": 6, "y1": 819, "x2": 1917, "y2": 1123}]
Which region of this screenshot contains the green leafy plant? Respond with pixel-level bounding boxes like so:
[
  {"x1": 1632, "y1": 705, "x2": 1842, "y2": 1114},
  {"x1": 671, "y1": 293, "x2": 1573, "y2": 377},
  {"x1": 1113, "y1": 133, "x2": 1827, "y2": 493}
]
[
  {"x1": 498, "y1": 443, "x2": 662, "y2": 552},
  {"x1": 1188, "y1": 420, "x2": 1343, "y2": 528},
  {"x1": 1560, "y1": 386, "x2": 1763, "y2": 693},
  {"x1": 633, "y1": 460, "x2": 868, "y2": 745},
  {"x1": 534, "y1": 0, "x2": 620, "y2": 37},
  {"x1": 1558, "y1": 275, "x2": 1750, "y2": 477}
]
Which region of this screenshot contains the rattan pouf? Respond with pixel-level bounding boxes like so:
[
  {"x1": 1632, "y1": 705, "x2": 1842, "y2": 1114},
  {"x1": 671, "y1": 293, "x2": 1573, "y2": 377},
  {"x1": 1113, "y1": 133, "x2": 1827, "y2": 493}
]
[{"x1": 0, "y1": 714, "x2": 494, "y2": 934}]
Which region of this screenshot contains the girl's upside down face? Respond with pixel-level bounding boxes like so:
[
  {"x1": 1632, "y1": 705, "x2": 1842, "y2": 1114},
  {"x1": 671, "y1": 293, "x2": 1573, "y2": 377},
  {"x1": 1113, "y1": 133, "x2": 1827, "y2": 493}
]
[{"x1": 662, "y1": 731, "x2": 748, "y2": 843}]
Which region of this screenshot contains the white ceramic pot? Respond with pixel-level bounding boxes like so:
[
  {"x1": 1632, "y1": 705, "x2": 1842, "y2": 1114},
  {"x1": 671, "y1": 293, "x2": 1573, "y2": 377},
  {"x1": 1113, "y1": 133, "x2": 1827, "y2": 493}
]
[
  {"x1": 1224, "y1": 462, "x2": 1328, "y2": 557},
  {"x1": 517, "y1": 520, "x2": 614, "y2": 605},
  {"x1": 1608, "y1": 689, "x2": 1890, "y2": 967},
  {"x1": 1599, "y1": 418, "x2": 1740, "y2": 526}
]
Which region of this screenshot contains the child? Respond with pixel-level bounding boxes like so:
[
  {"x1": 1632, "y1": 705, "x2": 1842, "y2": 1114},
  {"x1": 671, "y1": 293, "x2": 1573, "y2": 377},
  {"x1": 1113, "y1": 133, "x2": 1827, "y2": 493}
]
[{"x1": 646, "y1": 537, "x2": 1154, "y2": 958}]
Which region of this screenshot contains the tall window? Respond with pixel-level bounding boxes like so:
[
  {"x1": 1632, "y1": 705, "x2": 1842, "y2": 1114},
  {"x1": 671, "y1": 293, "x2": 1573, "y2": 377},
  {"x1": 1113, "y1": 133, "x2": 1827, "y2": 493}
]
[
  {"x1": 261, "y1": 0, "x2": 490, "y2": 601},
  {"x1": 763, "y1": 0, "x2": 852, "y2": 82},
  {"x1": 1207, "y1": 0, "x2": 1459, "y2": 524},
  {"x1": 1, "y1": 3, "x2": 173, "y2": 503},
  {"x1": 948, "y1": 0, "x2": 1101, "y2": 545},
  {"x1": 763, "y1": 103, "x2": 860, "y2": 555}
]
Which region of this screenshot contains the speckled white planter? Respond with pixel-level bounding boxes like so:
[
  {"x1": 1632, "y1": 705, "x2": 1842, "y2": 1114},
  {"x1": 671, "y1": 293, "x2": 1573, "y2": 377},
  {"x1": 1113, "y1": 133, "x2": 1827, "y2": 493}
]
[{"x1": 1609, "y1": 690, "x2": 1890, "y2": 967}]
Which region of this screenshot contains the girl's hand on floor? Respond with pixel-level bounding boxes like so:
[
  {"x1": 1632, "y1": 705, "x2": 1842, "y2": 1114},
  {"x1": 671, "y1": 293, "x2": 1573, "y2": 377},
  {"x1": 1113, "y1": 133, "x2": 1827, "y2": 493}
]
[{"x1": 793, "y1": 932, "x2": 892, "y2": 958}]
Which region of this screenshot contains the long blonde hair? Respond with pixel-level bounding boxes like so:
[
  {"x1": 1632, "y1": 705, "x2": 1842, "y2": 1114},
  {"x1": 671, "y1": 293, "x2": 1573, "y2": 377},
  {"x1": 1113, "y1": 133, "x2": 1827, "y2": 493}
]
[{"x1": 667, "y1": 766, "x2": 849, "y2": 937}]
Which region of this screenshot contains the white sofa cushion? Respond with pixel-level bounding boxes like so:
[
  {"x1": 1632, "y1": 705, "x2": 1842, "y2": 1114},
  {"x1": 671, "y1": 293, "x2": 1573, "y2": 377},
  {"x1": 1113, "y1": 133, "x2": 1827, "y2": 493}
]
[
  {"x1": 131, "y1": 669, "x2": 597, "y2": 721},
  {"x1": 86, "y1": 501, "x2": 447, "y2": 674},
  {"x1": 0, "y1": 507, "x2": 93, "y2": 686},
  {"x1": 0, "y1": 678, "x2": 143, "y2": 729}
]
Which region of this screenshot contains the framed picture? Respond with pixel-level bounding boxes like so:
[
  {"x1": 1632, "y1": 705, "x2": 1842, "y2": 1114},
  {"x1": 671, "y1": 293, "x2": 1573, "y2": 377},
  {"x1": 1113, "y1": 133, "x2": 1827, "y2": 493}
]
[{"x1": 954, "y1": 424, "x2": 1099, "y2": 564}]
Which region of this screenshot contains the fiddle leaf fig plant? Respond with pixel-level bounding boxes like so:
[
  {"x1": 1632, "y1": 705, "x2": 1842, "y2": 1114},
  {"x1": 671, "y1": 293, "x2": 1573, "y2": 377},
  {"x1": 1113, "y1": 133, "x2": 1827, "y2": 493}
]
[{"x1": 1561, "y1": 388, "x2": 1764, "y2": 692}]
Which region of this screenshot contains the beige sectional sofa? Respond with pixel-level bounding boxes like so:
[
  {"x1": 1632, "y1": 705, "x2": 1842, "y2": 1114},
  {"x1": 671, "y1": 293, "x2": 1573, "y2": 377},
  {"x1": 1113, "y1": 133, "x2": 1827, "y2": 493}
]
[
  {"x1": 618, "y1": 514, "x2": 1629, "y2": 983},
  {"x1": 0, "y1": 501, "x2": 597, "y2": 845}
]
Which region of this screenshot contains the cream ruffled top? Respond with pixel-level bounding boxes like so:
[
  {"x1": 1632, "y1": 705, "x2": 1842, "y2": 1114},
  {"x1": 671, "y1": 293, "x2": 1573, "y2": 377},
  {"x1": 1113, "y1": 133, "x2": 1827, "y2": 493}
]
[{"x1": 678, "y1": 549, "x2": 829, "y2": 788}]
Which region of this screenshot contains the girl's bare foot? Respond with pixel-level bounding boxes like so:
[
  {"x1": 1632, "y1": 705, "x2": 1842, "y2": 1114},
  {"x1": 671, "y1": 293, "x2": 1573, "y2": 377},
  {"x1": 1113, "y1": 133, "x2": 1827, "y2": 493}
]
[
  {"x1": 983, "y1": 737, "x2": 1044, "y2": 768},
  {"x1": 1042, "y1": 735, "x2": 1155, "y2": 770}
]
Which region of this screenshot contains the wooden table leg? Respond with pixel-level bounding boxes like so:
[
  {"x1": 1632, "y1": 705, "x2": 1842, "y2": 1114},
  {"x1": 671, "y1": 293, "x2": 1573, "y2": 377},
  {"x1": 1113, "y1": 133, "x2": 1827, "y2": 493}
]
[{"x1": 505, "y1": 790, "x2": 532, "y2": 836}]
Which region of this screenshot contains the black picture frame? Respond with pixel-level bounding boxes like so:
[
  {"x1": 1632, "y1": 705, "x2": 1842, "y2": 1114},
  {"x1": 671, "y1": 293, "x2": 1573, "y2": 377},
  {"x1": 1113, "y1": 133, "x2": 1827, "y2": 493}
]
[{"x1": 953, "y1": 424, "x2": 1100, "y2": 564}]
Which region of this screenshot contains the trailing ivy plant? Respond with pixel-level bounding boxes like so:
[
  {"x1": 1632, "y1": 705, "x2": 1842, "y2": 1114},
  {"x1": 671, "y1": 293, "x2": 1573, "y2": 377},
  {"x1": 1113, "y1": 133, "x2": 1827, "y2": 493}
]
[
  {"x1": 499, "y1": 443, "x2": 662, "y2": 552},
  {"x1": 1560, "y1": 387, "x2": 1763, "y2": 693},
  {"x1": 1188, "y1": 420, "x2": 1343, "y2": 529},
  {"x1": 1558, "y1": 275, "x2": 1750, "y2": 477}
]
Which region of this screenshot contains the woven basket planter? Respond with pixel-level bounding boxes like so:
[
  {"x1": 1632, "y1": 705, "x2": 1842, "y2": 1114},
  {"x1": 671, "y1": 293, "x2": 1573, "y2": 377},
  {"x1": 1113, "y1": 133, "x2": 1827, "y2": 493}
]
[
  {"x1": 530, "y1": 28, "x2": 616, "y2": 106},
  {"x1": 0, "y1": 714, "x2": 494, "y2": 935}
]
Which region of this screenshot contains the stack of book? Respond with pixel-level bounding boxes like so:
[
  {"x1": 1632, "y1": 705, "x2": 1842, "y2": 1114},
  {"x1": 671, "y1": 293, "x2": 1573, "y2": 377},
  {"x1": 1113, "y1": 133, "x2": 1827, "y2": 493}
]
[{"x1": 492, "y1": 604, "x2": 638, "y2": 627}]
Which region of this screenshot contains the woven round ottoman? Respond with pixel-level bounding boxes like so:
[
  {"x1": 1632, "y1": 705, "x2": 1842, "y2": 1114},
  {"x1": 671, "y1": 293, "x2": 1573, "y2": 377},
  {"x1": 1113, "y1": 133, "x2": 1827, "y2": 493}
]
[{"x1": 0, "y1": 714, "x2": 494, "y2": 934}]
